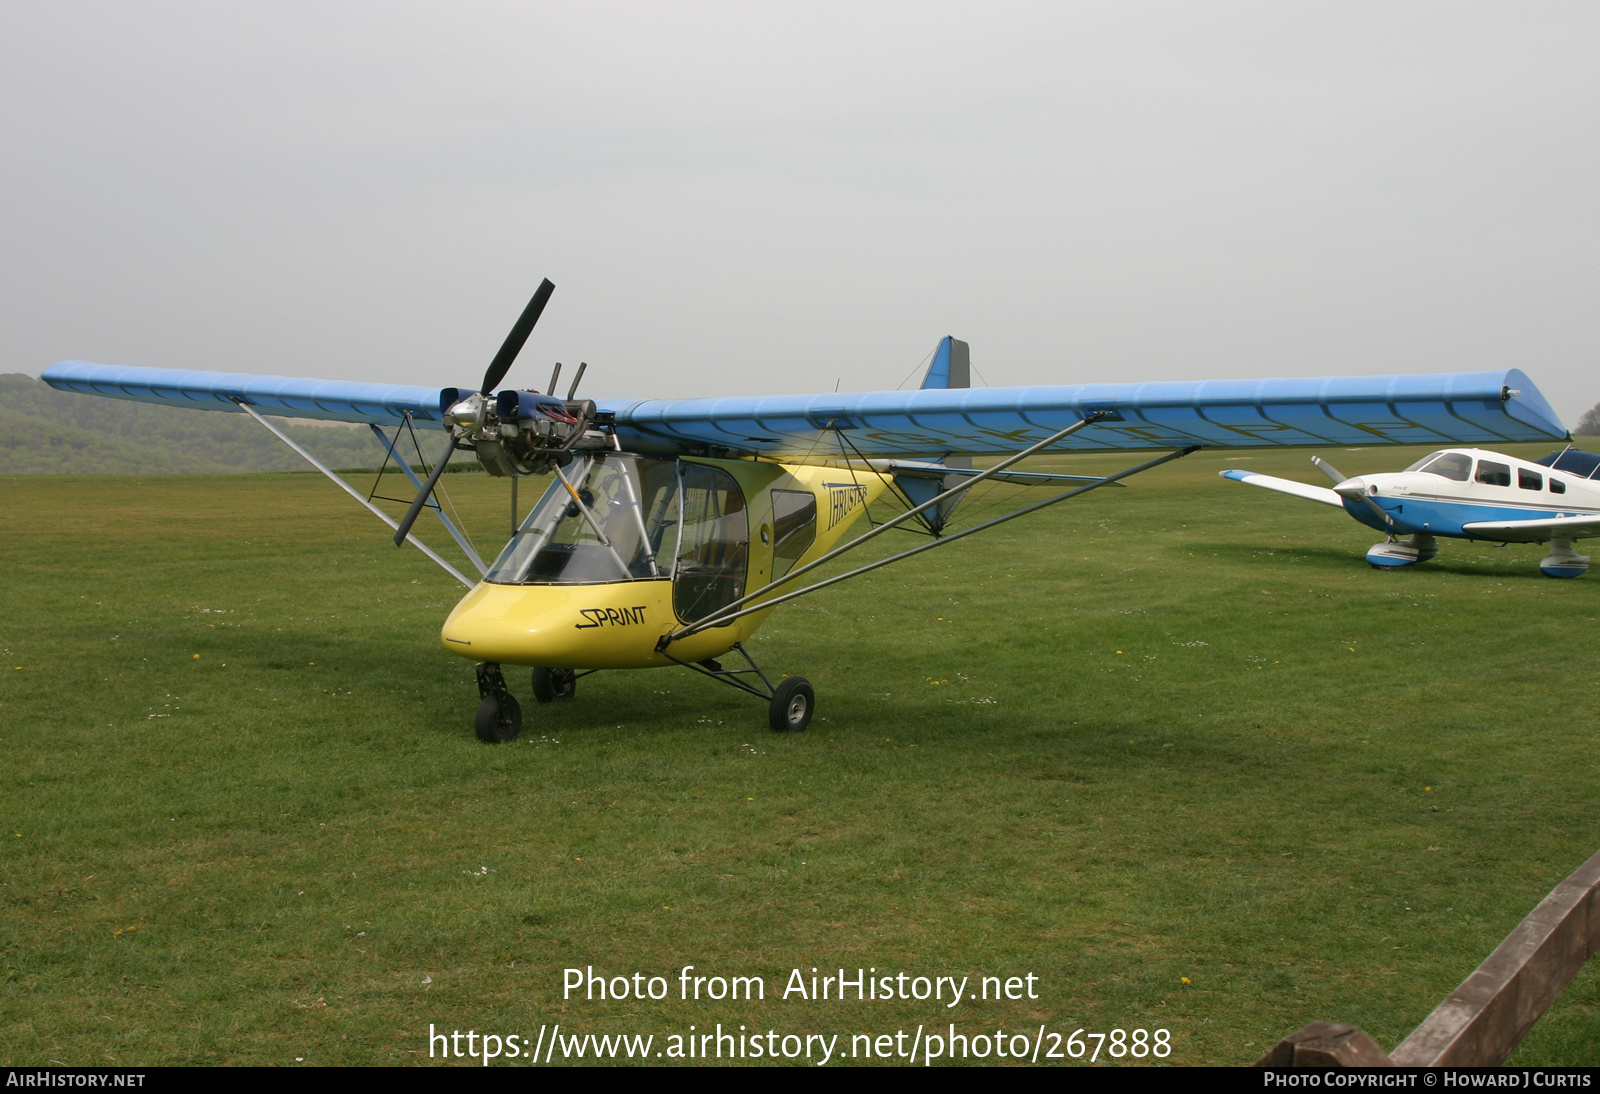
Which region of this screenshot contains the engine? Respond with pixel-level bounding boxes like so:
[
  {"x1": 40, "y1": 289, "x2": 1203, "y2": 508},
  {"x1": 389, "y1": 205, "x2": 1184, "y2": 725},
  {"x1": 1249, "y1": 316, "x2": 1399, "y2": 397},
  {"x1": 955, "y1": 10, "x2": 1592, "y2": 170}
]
[{"x1": 439, "y1": 388, "x2": 616, "y2": 477}]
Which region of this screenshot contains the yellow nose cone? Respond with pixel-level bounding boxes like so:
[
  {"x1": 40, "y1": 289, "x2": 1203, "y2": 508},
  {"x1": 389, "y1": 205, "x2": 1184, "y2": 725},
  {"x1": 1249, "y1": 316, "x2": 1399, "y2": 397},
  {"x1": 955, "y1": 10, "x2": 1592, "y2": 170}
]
[{"x1": 442, "y1": 579, "x2": 677, "y2": 668}]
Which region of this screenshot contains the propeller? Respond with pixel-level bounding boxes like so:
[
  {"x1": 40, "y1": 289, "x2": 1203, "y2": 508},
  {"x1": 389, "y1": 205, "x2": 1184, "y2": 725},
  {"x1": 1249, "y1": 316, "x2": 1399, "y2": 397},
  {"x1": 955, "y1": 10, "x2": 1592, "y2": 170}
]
[
  {"x1": 1332, "y1": 478, "x2": 1399, "y2": 531},
  {"x1": 393, "y1": 279, "x2": 556, "y2": 547},
  {"x1": 1311, "y1": 456, "x2": 1348, "y2": 485},
  {"x1": 1314, "y1": 456, "x2": 1397, "y2": 530}
]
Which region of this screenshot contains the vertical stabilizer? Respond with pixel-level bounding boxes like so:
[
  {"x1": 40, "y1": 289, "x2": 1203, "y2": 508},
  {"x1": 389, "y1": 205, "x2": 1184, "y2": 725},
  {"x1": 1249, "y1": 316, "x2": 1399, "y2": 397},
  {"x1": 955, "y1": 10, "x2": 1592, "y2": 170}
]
[
  {"x1": 920, "y1": 336, "x2": 970, "y2": 390},
  {"x1": 912, "y1": 339, "x2": 972, "y2": 522}
]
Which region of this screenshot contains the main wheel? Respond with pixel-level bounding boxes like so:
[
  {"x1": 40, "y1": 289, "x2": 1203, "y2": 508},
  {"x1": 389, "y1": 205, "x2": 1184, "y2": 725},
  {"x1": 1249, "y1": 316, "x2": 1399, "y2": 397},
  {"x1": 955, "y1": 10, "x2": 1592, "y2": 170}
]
[
  {"x1": 768, "y1": 677, "x2": 815, "y2": 732},
  {"x1": 531, "y1": 667, "x2": 577, "y2": 703},
  {"x1": 475, "y1": 692, "x2": 523, "y2": 743}
]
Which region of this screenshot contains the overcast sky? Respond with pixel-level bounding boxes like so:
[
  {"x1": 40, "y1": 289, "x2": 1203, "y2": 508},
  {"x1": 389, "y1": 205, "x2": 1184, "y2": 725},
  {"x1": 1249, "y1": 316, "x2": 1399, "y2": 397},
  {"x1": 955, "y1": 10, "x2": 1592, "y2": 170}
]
[{"x1": 3, "y1": 2, "x2": 1596, "y2": 421}]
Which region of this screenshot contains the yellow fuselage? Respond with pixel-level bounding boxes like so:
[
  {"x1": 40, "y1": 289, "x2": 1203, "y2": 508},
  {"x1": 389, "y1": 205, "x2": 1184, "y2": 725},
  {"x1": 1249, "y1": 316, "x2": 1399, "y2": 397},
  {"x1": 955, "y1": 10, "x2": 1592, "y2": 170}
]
[{"x1": 440, "y1": 458, "x2": 891, "y2": 669}]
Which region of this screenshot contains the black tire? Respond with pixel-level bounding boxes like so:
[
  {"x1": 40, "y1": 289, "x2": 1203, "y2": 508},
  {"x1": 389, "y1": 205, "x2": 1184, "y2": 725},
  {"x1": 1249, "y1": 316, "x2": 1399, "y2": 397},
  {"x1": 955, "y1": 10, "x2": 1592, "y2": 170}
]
[
  {"x1": 531, "y1": 667, "x2": 577, "y2": 703},
  {"x1": 475, "y1": 692, "x2": 523, "y2": 743},
  {"x1": 768, "y1": 677, "x2": 815, "y2": 733}
]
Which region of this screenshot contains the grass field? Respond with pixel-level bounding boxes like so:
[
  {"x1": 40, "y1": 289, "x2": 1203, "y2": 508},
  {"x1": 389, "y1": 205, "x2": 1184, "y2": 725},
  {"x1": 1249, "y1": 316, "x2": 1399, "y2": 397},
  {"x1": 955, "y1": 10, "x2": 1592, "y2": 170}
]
[{"x1": 3, "y1": 439, "x2": 1598, "y2": 1067}]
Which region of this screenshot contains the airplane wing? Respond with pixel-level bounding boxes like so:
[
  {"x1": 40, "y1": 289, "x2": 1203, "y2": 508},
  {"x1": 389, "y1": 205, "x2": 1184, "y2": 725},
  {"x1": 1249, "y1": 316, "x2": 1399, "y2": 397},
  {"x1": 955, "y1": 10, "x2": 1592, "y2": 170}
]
[
  {"x1": 1461, "y1": 514, "x2": 1600, "y2": 542},
  {"x1": 41, "y1": 362, "x2": 457, "y2": 427},
  {"x1": 42, "y1": 362, "x2": 1566, "y2": 457},
  {"x1": 1218, "y1": 469, "x2": 1344, "y2": 507},
  {"x1": 606, "y1": 368, "x2": 1566, "y2": 458}
]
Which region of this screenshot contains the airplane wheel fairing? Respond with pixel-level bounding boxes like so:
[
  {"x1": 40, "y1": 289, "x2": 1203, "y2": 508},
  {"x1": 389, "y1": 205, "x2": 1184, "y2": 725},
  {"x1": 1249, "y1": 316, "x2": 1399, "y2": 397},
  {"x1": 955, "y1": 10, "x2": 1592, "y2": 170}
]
[
  {"x1": 1540, "y1": 540, "x2": 1590, "y2": 578},
  {"x1": 769, "y1": 677, "x2": 814, "y2": 733},
  {"x1": 531, "y1": 667, "x2": 577, "y2": 703},
  {"x1": 475, "y1": 693, "x2": 522, "y2": 743}
]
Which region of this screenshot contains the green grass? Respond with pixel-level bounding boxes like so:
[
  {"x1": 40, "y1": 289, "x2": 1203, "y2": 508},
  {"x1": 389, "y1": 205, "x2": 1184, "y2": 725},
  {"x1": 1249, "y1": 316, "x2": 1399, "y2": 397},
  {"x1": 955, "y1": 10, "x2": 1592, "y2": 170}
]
[{"x1": 2, "y1": 441, "x2": 1598, "y2": 1066}]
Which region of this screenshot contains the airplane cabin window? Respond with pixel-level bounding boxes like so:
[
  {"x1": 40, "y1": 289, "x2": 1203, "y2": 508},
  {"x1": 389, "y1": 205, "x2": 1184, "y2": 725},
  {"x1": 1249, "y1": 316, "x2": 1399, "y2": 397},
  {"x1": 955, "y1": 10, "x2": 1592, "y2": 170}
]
[
  {"x1": 769, "y1": 490, "x2": 817, "y2": 579},
  {"x1": 1518, "y1": 469, "x2": 1543, "y2": 490},
  {"x1": 1474, "y1": 460, "x2": 1511, "y2": 487},
  {"x1": 1418, "y1": 452, "x2": 1472, "y2": 481},
  {"x1": 1551, "y1": 478, "x2": 1567, "y2": 494}
]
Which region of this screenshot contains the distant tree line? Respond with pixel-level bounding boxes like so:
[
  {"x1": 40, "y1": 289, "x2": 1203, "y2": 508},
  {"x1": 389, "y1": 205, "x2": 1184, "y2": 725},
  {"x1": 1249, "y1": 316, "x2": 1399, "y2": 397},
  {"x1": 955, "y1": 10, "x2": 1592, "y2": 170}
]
[{"x1": 1577, "y1": 402, "x2": 1600, "y2": 437}]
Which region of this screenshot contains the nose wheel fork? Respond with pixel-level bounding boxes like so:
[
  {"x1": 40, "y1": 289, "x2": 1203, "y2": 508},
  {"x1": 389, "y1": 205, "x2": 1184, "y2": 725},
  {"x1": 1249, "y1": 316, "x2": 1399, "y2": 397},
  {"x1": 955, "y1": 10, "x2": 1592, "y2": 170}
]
[{"x1": 473, "y1": 663, "x2": 523, "y2": 743}]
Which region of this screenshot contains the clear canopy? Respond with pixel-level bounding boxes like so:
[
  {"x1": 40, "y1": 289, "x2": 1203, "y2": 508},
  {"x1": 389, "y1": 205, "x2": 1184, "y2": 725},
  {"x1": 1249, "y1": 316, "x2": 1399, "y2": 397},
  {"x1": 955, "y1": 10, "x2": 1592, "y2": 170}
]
[
  {"x1": 485, "y1": 454, "x2": 751, "y2": 620},
  {"x1": 486, "y1": 454, "x2": 676, "y2": 584}
]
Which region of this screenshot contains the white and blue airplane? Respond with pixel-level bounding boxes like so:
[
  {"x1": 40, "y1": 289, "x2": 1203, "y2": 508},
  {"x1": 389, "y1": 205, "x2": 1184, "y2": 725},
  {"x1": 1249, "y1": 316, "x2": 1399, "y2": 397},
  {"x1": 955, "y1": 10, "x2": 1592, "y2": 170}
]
[{"x1": 1222, "y1": 448, "x2": 1600, "y2": 577}]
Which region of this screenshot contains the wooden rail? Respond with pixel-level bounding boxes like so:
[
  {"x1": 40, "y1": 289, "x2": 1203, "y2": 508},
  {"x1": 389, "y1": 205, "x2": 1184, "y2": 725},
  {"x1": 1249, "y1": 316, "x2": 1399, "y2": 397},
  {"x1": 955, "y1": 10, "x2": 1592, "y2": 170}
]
[{"x1": 1257, "y1": 846, "x2": 1600, "y2": 1067}]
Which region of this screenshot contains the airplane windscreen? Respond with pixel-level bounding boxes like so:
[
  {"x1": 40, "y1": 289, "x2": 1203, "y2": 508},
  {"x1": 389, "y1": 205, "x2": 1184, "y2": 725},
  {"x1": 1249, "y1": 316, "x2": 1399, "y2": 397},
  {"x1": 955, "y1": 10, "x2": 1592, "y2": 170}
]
[
  {"x1": 1412, "y1": 452, "x2": 1472, "y2": 481},
  {"x1": 485, "y1": 454, "x2": 679, "y2": 584}
]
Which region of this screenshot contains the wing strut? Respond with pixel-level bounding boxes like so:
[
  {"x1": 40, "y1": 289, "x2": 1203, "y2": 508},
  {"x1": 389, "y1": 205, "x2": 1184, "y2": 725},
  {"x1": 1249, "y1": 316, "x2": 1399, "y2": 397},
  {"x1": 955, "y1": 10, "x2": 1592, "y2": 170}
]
[
  {"x1": 366, "y1": 421, "x2": 487, "y2": 576},
  {"x1": 232, "y1": 399, "x2": 476, "y2": 588},
  {"x1": 666, "y1": 444, "x2": 1198, "y2": 643},
  {"x1": 666, "y1": 412, "x2": 1112, "y2": 640}
]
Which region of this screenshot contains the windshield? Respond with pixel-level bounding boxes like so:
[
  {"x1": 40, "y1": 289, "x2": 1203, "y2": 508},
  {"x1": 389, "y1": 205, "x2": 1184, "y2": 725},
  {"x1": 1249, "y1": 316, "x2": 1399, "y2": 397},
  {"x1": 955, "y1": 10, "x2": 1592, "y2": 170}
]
[
  {"x1": 1407, "y1": 451, "x2": 1472, "y2": 481},
  {"x1": 485, "y1": 454, "x2": 679, "y2": 584}
]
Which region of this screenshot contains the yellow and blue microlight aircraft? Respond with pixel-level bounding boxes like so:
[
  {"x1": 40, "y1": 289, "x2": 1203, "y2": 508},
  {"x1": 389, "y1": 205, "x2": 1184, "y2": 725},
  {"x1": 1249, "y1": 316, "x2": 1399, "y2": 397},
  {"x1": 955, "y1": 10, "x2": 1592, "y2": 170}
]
[{"x1": 43, "y1": 280, "x2": 1571, "y2": 741}]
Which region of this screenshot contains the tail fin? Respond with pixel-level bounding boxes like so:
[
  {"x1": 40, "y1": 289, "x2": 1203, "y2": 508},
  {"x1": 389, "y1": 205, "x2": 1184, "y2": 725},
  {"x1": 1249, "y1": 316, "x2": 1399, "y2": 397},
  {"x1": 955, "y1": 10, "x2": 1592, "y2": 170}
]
[{"x1": 920, "y1": 336, "x2": 970, "y2": 390}]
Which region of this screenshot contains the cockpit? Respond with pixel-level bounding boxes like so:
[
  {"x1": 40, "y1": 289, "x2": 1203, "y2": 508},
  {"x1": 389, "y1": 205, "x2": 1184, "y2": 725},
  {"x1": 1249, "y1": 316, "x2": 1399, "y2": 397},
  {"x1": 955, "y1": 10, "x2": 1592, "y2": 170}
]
[
  {"x1": 483, "y1": 453, "x2": 753, "y2": 621},
  {"x1": 1402, "y1": 449, "x2": 1579, "y2": 495}
]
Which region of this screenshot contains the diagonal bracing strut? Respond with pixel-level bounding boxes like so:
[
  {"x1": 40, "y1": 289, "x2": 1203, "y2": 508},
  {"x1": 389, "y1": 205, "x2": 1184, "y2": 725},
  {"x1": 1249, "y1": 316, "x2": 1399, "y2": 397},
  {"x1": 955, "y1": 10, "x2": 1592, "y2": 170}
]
[
  {"x1": 367, "y1": 421, "x2": 488, "y2": 576},
  {"x1": 664, "y1": 442, "x2": 1200, "y2": 645},
  {"x1": 232, "y1": 399, "x2": 475, "y2": 588},
  {"x1": 664, "y1": 413, "x2": 1111, "y2": 645}
]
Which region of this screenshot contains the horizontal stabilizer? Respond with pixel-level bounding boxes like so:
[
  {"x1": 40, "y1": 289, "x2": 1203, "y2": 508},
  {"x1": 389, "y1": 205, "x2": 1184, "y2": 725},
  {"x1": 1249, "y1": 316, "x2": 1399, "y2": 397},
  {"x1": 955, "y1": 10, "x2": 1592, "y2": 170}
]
[
  {"x1": 1220, "y1": 469, "x2": 1344, "y2": 507},
  {"x1": 1461, "y1": 514, "x2": 1600, "y2": 543}
]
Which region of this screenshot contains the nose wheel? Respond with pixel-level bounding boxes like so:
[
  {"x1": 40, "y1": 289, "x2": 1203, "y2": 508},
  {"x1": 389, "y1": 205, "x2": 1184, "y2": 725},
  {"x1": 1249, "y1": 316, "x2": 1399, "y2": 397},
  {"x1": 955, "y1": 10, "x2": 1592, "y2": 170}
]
[
  {"x1": 473, "y1": 663, "x2": 522, "y2": 743},
  {"x1": 531, "y1": 666, "x2": 578, "y2": 703}
]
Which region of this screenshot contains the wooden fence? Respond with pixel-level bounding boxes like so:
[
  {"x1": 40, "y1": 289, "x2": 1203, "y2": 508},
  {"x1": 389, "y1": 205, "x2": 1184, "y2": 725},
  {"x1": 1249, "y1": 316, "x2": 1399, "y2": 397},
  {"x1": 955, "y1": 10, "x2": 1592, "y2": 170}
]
[{"x1": 1257, "y1": 846, "x2": 1600, "y2": 1067}]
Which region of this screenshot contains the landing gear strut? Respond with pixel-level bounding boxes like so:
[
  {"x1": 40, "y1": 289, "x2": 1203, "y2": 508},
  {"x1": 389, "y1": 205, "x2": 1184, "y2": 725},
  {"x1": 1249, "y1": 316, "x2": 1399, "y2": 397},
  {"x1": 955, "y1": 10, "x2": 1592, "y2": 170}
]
[
  {"x1": 658, "y1": 641, "x2": 815, "y2": 732},
  {"x1": 474, "y1": 663, "x2": 522, "y2": 743}
]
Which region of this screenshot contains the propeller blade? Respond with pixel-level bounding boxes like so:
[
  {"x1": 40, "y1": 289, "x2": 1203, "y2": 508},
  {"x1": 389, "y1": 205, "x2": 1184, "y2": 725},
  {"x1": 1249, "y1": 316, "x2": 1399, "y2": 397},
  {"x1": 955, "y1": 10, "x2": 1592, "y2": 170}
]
[
  {"x1": 1312, "y1": 456, "x2": 1349, "y2": 485},
  {"x1": 394, "y1": 433, "x2": 460, "y2": 546},
  {"x1": 480, "y1": 279, "x2": 555, "y2": 396},
  {"x1": 566, "y1": 362, "x2": 587, "y2": 400}
]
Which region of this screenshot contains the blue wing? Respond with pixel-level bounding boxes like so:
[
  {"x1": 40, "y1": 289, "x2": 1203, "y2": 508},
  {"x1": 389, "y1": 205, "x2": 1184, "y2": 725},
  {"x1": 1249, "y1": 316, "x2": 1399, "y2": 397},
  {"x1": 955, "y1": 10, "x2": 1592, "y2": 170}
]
[
  {"x1": 42, "y1": 361, "x2": 1567, "y2": 456},
  {"x1": 42, "y1": 361, "x2": 456, "y2": 427},
  {"x1": 607, "y1": 369, "x2": 1567, "y2": 457}
]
